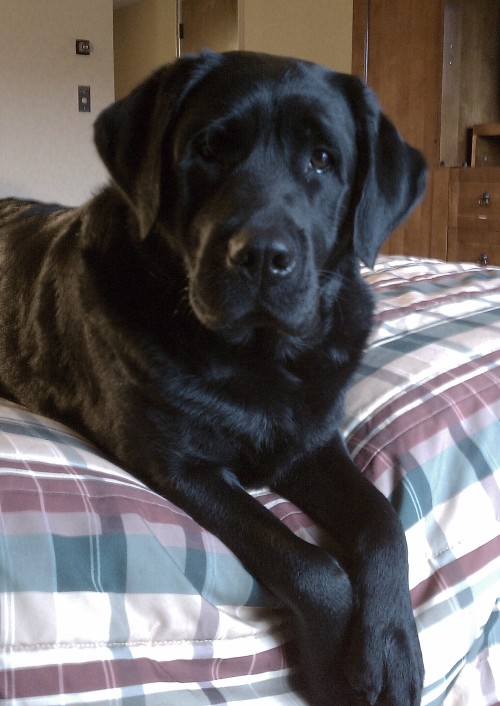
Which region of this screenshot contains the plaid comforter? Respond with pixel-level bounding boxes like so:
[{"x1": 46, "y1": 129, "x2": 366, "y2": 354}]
[{"x1": 0, "y1": 256, "x2": 499, "y2": 705}]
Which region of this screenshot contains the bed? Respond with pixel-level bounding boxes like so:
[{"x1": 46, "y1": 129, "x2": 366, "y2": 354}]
[{"x1": 0, "y1": 255, "x2": 498, "y2": 706}]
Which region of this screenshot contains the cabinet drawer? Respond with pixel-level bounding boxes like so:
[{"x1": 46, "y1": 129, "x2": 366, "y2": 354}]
[
  {"x1": 454, "y1": 241, "x2": 500, "y2": 266},
  {"x1": 450, "y1": 168, "x2": 500, "y2": 232},
  {"x1": 457, "y1": 182, "x2": 500, "y2": 228},
  {"x1": 449, "y1": 227, "x2": 500, "y2": 266}
]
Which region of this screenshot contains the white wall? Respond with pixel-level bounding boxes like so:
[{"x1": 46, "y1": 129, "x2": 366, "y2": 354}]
[{"x1": 0, "y1": 0, "x2": 115, "y2": 206}]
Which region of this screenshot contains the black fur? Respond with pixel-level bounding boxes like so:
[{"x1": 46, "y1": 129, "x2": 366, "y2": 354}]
[{"x1": 0, "y1": 52, "x2": 426, "y2": 705}]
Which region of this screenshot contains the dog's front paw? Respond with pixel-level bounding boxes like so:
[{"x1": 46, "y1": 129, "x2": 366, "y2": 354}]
[
  {"x1": 286, "y1": 554, "x2": 358, "y2": 706},
  {"x1": 291, "y1": 665, "x2": 368, "y2": 706},
  {"x1": 344, "y1": 610, "x2": 424, "y2": 705}
]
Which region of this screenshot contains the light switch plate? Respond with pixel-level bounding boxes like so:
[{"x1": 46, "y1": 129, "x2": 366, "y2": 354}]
[{"x1": 78, "y1": 85, "x2": 91, "y2": 113}]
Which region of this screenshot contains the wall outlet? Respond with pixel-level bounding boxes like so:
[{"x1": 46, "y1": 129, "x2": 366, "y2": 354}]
[{"x1": 78, "y1": 85, "x2": 91, "y2": 112}]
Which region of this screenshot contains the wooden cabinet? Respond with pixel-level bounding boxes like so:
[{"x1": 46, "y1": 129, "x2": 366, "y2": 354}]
[
  {"x1": 352, "y1": 0, "x2": 500, "y2": 262},
  {"x1": 448, "y1": 168, "x2": 500, "y2": 266}
]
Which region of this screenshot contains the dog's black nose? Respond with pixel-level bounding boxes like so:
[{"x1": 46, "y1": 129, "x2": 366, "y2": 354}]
[{"x1": 227, "y1": 231, "x2": 296, "y2": 278}]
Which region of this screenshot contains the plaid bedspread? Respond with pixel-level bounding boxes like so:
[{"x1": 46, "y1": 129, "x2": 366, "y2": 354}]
[{"x1": 0, "y1": 256, "x2": 499, "y2": 705}]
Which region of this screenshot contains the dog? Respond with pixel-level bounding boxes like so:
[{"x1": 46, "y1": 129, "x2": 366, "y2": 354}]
[{"x1": 0, "y1": 51, "x2": 426, "y2": 705}]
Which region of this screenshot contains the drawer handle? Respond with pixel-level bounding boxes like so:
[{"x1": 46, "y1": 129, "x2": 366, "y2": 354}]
[
  {"x1": 479, "y1": 253, "x2": 489, "y2": 266},
  {"x1": 478, "y1": 192, "x2": 490, "y2": 207}
]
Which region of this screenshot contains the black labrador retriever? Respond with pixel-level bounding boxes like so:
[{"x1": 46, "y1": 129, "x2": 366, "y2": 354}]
[{"x1": 0, "y1": 51, "x2": 426, "y2": 705}]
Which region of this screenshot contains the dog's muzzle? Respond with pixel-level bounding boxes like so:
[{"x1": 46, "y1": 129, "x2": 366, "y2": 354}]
[{"x1": 187, "y1": 218, "x2": 317, "y2": 338}]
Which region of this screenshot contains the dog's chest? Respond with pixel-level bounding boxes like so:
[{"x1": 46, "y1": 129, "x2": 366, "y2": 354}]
[{"x1": 179, "y1": 350, "x2": 344, "y2": 474}]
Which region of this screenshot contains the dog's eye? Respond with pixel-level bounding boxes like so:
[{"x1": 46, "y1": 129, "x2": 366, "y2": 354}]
[
  {"x1": 193, "y1": 133, "x2": 220, "y2": 163},
  {"x1": 310, "y1": 149, "x2": 333, "y2": 174},
  {"x1": 198, "y1": 139, "x2": 218, "y2": 162}
]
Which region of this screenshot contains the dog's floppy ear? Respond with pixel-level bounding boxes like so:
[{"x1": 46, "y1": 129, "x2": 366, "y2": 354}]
[
  {"x1": 94, "y1": 53, "x2": 220, "y2": 239},
  {"x1": 340, "y1": 76, "x2": 427, "y2": 268}
]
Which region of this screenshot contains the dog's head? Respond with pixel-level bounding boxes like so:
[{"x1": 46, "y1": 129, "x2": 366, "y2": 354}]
[{"x1": 94, "y1": 51, "x2": 426, "y2": 340}]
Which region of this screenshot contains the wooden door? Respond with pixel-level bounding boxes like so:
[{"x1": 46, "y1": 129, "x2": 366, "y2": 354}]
[
  {"x1": 179, "y1": 0, "x2": 238, "y2": 56},
  {"x1": 352, "y1": 0, "x2": 447, "y2": 259}
]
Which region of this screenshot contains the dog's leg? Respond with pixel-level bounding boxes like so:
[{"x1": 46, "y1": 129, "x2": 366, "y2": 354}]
[
  {"x1": 273, "y1": 431, "x2": 424, "y2": 706},
  {"x1": 162, "y1": 463, "x2": 354, "y2": 702}
]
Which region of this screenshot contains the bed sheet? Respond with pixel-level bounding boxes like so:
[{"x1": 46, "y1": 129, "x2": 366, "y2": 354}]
[{"x1": 0, "y1": 257, "x2": 499, "y2": 705}]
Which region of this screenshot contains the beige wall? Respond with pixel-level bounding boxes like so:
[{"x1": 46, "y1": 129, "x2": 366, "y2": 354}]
[
  {"x1": 0, "y1": 0, "x2": 115, "y2": 205},
  {"x1": 114, "y1": 0, "x2": 178, "y2": 100},
  {"x1": 1, "y1": 1, "x2": 352, "y2": 207},
  {"x1": 114, "y1": 0, "x2": 353, "y2": 99},
  {"x1": 240, "y1": 0, "x2": 353, "y2": 73}
]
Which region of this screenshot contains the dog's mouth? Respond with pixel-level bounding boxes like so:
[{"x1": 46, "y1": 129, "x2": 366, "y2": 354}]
[
  {"x1": 188, "y1": 284, "x2": 319, "y2": 342},
  {"x1": 227, "y1": 307, "x2": 314, "y2": 337}
]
